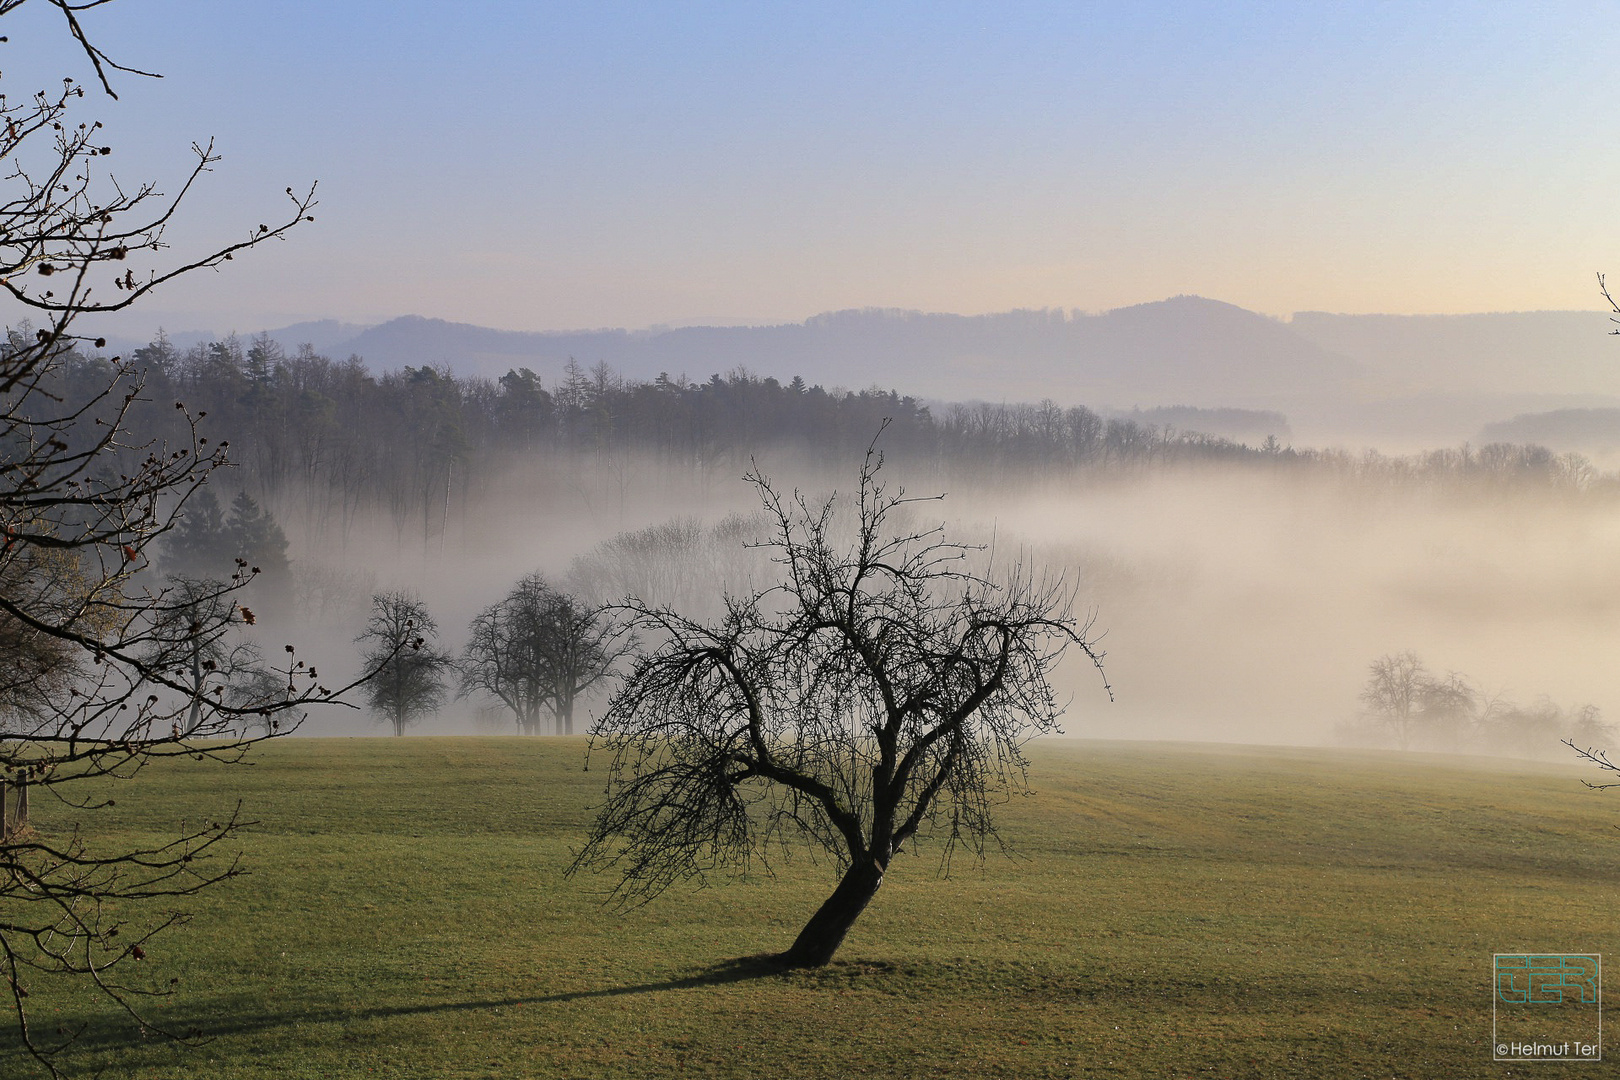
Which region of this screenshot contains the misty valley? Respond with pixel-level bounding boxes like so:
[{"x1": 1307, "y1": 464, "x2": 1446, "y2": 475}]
[
  {"x1": 37, "y1": 330, "x2": 1616, "y2": 755},
  {"x1": 5, "y1": 3, "x2": 1620, "y2": 1077}
]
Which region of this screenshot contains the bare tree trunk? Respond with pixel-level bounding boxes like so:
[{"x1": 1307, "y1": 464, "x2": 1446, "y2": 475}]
[
  {"x1": 1, "y1": 779, "x2": 7, "y2": 839},
  {"x1": 16, "y1": 777, "x2": 27, "y2": 830},
  {"x1": 441, "y1": 459, "x2": 452, "y2": 556},
  {"x1": 188, "y1": 640, "x2": 203, "y2": 736},
  {"x1": 393, "y1": 660, "x2": 405, "y2": 736},
  {"x1": 778, "y1": 858, "x2": 884, "y2": 968}
]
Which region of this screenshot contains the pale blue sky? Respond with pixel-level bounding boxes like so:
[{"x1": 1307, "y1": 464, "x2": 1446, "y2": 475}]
[{"x1": 7, "y1": 1, "x2": 1618, "y2": 331}]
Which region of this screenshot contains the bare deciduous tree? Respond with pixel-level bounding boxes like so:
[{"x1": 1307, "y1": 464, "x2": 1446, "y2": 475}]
[
  {"x1": 568, "y1": 514, "x2": 767, "y2": 620},
  {"x1": 0, "y1": 5, "x2": 351, "y2": 1072},
  {"x1": 572, "y1": 438, "x2": 1111, "y2": 967},
  {"x1": 1359, "y1": 651, "x2": 1429, "y2": 751},
  {"x1": 143, "y1": 576, "x2": 274, "y2": 737},
  {"x1": 460, "y1": 574, "x2": 620, "y2": 736},
  {"x1": 540, "y1": 587, "x2": 620, "y2": 736},
  {"x1": 1415, "y1": 670, "x2": 1476, "y2": 747},
  {"x1": 461, "y1": 574, "x2": 556, "y2": 736},
  {"x1": 357, "y1": 591, "x2": 453, "y2": 736}
]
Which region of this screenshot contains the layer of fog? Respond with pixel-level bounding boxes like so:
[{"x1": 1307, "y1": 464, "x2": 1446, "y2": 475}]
[
  {"x1": 976, "y1": 473, "x2": 1620, "y2": 746},
  {"x1": 244, "y1": 449, "x2": 1620, "y2": 753}
]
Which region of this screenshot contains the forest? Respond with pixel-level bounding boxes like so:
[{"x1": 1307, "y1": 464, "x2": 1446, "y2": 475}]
[{"x1": 19, "y1": 327, "x2": 1611, "y2": 561}]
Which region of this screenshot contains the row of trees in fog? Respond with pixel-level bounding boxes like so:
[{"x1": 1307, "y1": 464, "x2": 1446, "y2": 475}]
[
  {"x1": 354, "y1": 580, "x2": 618, "y2": 736},
  {"x1": 139, "y1": 491, "x2": 771, "y2": 735},
  {"x1": 13, "y1": 329, "x2": 1613, "y2": 557},
  {"x1": 1349, "y1": 651, "x2": 1613, "y2": 755}
]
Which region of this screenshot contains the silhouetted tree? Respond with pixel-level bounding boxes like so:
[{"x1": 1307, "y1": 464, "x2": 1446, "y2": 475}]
[
  {"x1": 461, "y1": 574, "x2": 619, "y2": 735},
  {"x1": 357, "y1": 591, "x2": 453, "y2": 736},
  {"x1": 143, "y1": 577, "x2": 275, "y2": 737},
  {"x1": 1416, "y1": 670, "x2": 1476, "y2": 747},
  {"x1": 536, "y1": 586, "x2": 619, "y2": 735},
  {"x1": 572, "y1": 437, "x2": 1112, "y2": 967},
  {"x1": 1569, "y1": 703, "x2": 1614, "y2": 748},
  {"x1": 0, "y1": 2, "x2": 332, "y2": 1071},
  {"x1": 1360, "y1": 651, "x2": 1429, "y2": 750},
  {"x1": 460, "y1": 574, "x2": 555, "y2": 736}
]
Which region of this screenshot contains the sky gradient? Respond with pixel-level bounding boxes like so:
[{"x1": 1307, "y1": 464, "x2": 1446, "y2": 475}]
[{"x1": 6, "y1": 1, "x2": 1618, "y2": 333}]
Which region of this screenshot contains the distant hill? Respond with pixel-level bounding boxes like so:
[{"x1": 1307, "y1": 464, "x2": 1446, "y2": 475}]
[
  {"x1": 316, "y1": 296, "x2": 1358, "y2": 411},
  {"x1": 82, "y1": 297, "x2": 1620, "y2": 450},
  {"x1": 1478, "y1": 408, "x2": 1620, "y2": 454},
  {"x1": 260, "y1": 319, "x2": 374, "y2": 355}
]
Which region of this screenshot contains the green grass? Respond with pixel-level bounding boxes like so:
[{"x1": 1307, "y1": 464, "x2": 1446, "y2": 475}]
[{"x1": 6, "y1": 738, "x2": 1620, "y2": 1078}]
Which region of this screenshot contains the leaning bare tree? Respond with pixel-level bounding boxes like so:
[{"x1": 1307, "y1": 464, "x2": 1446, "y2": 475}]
[
  {"x1": 0, "y1": 3, "x2": 355, "y2": 1073},
  {"x1": 572, "y1": 437, "x2": 1111, "y2": 967}
]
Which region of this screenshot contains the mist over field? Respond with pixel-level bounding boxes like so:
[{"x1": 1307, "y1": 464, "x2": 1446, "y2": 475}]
[
  {"x1": 228, "y1": 431, "x2": 1620, "y2": 753},
  {"x1": 29, "y1": 310, "x2": 1606, "y2": 756},
  {"x1": 984, "y1": 472, "x2": 1620, "y2": 744}
]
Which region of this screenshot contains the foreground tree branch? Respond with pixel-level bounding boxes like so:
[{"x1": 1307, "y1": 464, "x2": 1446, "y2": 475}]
[
  {"x1": 0, "y1": 7, "x2": 358, "y2": 1075},
  {"x1": 572, "y1": 431, "x2": 1112, "y2": 967}
]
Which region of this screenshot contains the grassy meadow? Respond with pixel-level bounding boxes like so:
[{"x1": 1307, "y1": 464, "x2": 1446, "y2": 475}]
[{"x1": 5, "y1": 737, "x2": 1619, "y2": 1078}]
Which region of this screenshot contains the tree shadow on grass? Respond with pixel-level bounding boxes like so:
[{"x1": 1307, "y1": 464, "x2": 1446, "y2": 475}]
[
  {"x1": 529, "y1": 952, "x2": 794, "y2": 1003},
  {"x1": 345, "y1": 952, "x2": 795, "y2": 1015},
  {"x1": 20, "y1": 954, "x2": 799, "y2": 1056}
]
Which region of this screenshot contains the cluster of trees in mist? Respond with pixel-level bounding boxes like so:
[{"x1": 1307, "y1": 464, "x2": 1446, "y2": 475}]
[
  {"x1": 12, "y1": 327, "x2": 1616, "y2": 558},
  {"x1": 339, "y1": 512, "x2": 782, "y2": 733},
  {"x1": 1346, "y1": 651, "x2": 1613, "y2": 756},
  {"x1": 137, "y1": 495, "x2": 769, "y2": 735},
  {"x1": 348, "y1": 580, "x2": 617, "y2": 738}
]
